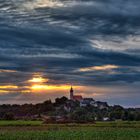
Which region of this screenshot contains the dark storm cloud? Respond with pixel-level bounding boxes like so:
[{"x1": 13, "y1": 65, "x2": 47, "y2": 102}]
[
  {"x1": 40, "y1": 0, "x2": 140, "y2": 36},
  {"x1": 0, "y1": 0, "x2": 140, "y2": 105}
]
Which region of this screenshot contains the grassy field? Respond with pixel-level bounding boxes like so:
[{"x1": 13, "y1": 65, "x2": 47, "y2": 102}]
[
  {"x1": 0, "y1": 120, "x2": 42, "y2": 126},
  {"x1": 0, "y1": 121, "x2": 139, "y2": 140}
]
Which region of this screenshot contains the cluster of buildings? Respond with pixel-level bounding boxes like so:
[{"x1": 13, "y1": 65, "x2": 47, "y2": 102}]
[
  {"x1": 43, "y1": 87, "x2": 110, "y2": 123},
  {"x1": 69, "y1": 86, "x2": 109, "y2": 110}
]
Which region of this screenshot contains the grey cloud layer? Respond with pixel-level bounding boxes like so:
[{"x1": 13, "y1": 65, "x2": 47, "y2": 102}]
[{"x1": 0, "y1": 0, "x2": 140, "y2": 105}]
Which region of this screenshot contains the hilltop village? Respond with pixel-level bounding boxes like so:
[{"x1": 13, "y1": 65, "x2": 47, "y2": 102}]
[
  {"x1": 0, "y1": 87, "x2": 139, "y2": 123},
  {"x1": 69, "y1": 86, "x2": 108, "y2": 109}
]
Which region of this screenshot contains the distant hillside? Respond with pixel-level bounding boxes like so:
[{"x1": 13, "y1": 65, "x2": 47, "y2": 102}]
[{"x1": 0, "y1": 96, "x2": 139, "y2": 122}]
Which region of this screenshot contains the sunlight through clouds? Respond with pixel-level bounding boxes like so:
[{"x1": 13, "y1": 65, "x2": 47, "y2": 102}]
[
  {"x1": 78, "y1": 65, "x2": 120, "y2": 72},
  {"x1": 28, "y1": 77, "x2": 49, "y2": 83},
  {"x1": 22, "y1": 0, "x2": 64, "y2": 10}
]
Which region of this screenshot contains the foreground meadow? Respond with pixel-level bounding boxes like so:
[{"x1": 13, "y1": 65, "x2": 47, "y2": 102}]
[{"x1": 0, "y1": 121, "x2": 139, "y2": 140}]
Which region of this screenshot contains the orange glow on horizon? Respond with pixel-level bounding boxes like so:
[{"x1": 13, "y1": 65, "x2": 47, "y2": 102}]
[
  {"x1": 0, "y1": 85, "x2": 18, "y2": 89},
  {"x1": 0, "y1": 85, "x2": 18, "y2": 94},
  {"x1": 0, "y1": 90, "x2": 10, "y2": 94},
  {"x1": 0, "y1": 73, "x2": 99, "y2": 96},
  {"x1": 0, "y1": 83, "x2": 103, "y2": 98},
  {"x1": 31, "y1": 84, "x2": 74, "y2": 91}
]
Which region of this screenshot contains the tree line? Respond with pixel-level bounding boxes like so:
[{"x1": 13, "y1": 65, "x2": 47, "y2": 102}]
[{"x1": 0, "y1": 96, "x2": 140, "y2": 121}]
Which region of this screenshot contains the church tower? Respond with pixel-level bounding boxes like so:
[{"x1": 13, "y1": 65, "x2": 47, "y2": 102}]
[{"x1": 70, "y1": 86, "x2": 74, "y2": 100}]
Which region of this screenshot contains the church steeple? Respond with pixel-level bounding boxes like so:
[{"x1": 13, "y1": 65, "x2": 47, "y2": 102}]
[{"x1": 70, "y1": 86, "x2": 74, "y2": 100}]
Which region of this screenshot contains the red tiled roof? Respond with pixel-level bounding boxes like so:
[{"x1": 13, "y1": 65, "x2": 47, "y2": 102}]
[{"x1": 73, "y1": 95, "x2": 83, "y2": 101}]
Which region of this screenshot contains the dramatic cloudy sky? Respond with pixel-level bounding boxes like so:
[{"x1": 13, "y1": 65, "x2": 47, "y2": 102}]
[{"x1": 0, "y1": 0, "x2": 140, "y2": 107}]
